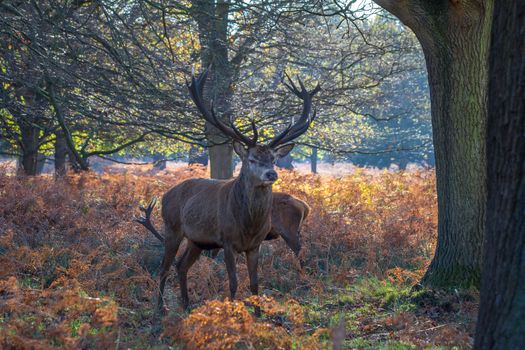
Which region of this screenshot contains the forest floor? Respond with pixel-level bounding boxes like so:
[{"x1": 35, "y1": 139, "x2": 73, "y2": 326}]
[{"x1": 0, "y1": 165, "x2": 478, "y2": 349}]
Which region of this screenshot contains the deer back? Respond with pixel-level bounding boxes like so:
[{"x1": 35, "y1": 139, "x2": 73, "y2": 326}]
[{"x1": 162, "y1": 178, "x2": 229, "y2": 232}]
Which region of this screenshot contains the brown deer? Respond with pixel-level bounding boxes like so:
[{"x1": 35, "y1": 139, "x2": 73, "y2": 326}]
[
  {"x1": 139, "y1": 70, "x2": 319, "y2": 311},
  {"x1": 267, "y1": 193, "x2": 310, "y2": 259},
  {"x1": 138, "y1": 191, "x2": 310, "y2": 263}
]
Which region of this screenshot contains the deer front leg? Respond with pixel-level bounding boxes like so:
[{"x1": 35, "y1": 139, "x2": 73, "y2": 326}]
[
  {"x1": 246, "y1": 247, "x2": 261, "y2": 316},
  {"x1": 246, "y1": 247, "x2": 259, "y2": 296},
  {"x1": 176, "y1": 241, "x2": 202, "y2": 310},
  {"x1": 223, "y1": 244, "x2": 238, "y2": 300}
]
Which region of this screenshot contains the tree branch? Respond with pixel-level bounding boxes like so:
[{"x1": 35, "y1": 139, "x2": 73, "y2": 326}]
[
  {"x1": 46, "y1": 77, "x2": 90, "y2": 170},
  {"x1": 84, "y1": 132, "x2": 150, "y2": 157}
]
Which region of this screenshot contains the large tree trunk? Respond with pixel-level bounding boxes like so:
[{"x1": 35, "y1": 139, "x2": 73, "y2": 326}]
[
  {"x1": 374, "y1": 0, "x2": 493, "y2": 288},
  {"x1": 420, "y1": 10, "x2": 490, "y2": 288},
  {"x1": 474, "y1": 2, "x2": 525, "y2": 348},
  {"x1": 54, "y1": 130, "x2": 67, "y2": 176},
  {"x1": 208, "y1": 140, "x2": 233, "y2": 179},
  {"x1": 192, "y1": 0, "x2": 234, "y2": 179},
  {"x1": 207, "y1": 0, "x2": 234, "y2": 179}
]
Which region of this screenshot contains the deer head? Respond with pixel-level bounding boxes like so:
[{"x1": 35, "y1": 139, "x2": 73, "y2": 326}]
[{"x1": 187, "y1": 70, "x2": 320, "y2": 186}]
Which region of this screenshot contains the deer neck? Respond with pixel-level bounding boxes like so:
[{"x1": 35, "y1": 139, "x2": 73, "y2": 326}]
[{"x1": 232, "y1": 172, "x2": 273, "y2": 232}]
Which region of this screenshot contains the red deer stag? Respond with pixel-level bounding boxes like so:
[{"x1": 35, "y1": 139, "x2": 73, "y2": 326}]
[
  {"x1": 141, "y1": 70, "x2": 319, "y2": 311},
  {"x1": 138, "y1": 192, "x2": 310, "y2": 263}
]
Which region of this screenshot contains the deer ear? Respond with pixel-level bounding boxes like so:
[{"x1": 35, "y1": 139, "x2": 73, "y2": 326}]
[
  {"x1": 233, "y1": 141, "x2": 248, "y2": 158},
  {"x1": 274, "y1": 143, "x2": 295, "y2": 159}
]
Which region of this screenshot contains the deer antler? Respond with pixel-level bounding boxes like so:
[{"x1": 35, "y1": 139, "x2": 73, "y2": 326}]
[
  {"x1": 187, "y1": 69, "x2": 258, "y2": 147},
  {"x1": 134, "y1": 197, "x2": 164, "y2": 242},
  {"x1": 267, "y1": 73, "x2": 321, "y2": 147}
]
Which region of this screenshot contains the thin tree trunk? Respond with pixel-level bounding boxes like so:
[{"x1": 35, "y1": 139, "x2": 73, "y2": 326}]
[
  {"x1": 67, "y1": 147, "x2": 80, "y2": 172},
  {"x1": 188, "y1": 145, "x2": 208, "y2": 166},
  {"x1": 276, "y1": 154, "x2": 293, "y2": 170},
  {"x1": 36, "y1": 153, "x2": 46, "y2": 174},
  {"x1": 474, "y1": 2, "x2": 525, "y2": 348},
  {"x1": 54, "y1": 130, "x2": 67, "y2": 176},
  {"x1": 19, "y1": 122, "x2": 40, "y2": 175},
  {"x1": 311, "y1": 146, "x2": 318, "y2": 174},
  {"x1": 47, "y1": 79, "x2": 90, "y2": 171},
  {"x1": 374, "y1": 0, "x2": 493, "y2": 288}
]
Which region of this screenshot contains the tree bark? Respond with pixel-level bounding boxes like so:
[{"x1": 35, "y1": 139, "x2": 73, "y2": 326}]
[
  {"x1": 54, "y1": 130, "x2": 67, "y2": 176},
  {"x1": 276, "y1": 154, "x2": 294, "y2": 170},
  {"x1": 46, "y1": 79, "x2": 90, "y2": 171},
  {"x1": 474, "y1": 2, "x2": 525, "y2": 348},
  {"x1": 192, "y1": 0, "x2": 234, "y2": 179},
  {"x1": 188, "y1": 145, "x2": 208, "y2": 166},
  {"x1": 374, "y1": 0, "x2": 493, "y2": 288},
  {"x1": 36, "y1": 153, "x2": 46, "y2": 174},
  {"x1": 311, "y1": 146, "x2": 318, "y2": 174},
  {"x1": 19, "y1": 122, "x2": 40, "y2": 176}
]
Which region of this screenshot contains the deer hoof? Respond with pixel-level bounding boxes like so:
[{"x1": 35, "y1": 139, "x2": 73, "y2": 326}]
[{"x1": 254, "y1": 306, "x2": 261, "y2": 317}]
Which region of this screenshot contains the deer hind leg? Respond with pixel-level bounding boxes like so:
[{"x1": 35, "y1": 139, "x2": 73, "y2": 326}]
[
  {"x1": 223, "y1": 244, "x2": 238, "y2": 300},
  {"x1": 157, "y1": 227, "x2": 183, "y2": 312},
  {"x1": 176, "y1": 241, "x2": 202, "y2": 310}
]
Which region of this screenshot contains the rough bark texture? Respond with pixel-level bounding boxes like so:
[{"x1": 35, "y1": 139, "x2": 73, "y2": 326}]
[
  {"x1": 208, "y1": 140, "x2": 233, "y2": 179},
  {"x1": 374, "y1": 0, "x2": 493, "y2": 288},
  {"x1": 474, "y1": 2, "x2": 525, "y2": 348},
  {"x1": 19, "y1": 122, "x2": 40, "y2": 176}
]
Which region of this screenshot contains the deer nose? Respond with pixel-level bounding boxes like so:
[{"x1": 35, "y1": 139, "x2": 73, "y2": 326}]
[{"x1": 265, "y1": 170, "x2": 278, "y2": 182}]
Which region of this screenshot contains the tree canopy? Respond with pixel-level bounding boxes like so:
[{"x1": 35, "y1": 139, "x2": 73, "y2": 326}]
[{"x1": 1, "y1": 0, "x2": 431, "y2": 174}]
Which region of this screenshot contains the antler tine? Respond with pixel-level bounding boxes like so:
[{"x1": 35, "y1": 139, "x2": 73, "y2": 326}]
[
  {"x1": 283, "y1": 72, "x2": 299, "y2": 94},
  {"x1": 283, "y1": 73, "x2": 321, "y2": 101},
  {"x1": 187, "y1": 69, "x2": 257, "y2": 147},
  {"x1": 268, "y1": 74, "x2": 320, "y2": 147},
  {"x1": 137, "y1": 197, "x2": 157, "y2": 219},
  {"x1": 134, "y1": 197, "x2": 164, "y2": 242}
]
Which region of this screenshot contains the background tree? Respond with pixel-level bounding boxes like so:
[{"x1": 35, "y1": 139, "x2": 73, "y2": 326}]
[
  {"x1": 178, "y1": 0, "x2": 296, "y2": 178},
  {"x1": 474, "y1": 1, "x2": 525, "y2": 348},
  {"x1": 162, "y1": 0, "x2": 431, "y2": 177},
  {"x1": 373, "y1": 0, "x2": 493, "y2": 288},
  {"x1": 1, "y1": 0, "x2": 432, "y2": 176},
  {"x1": 1, "y1": 1, "x2": 203, "y2": 174},
  {"x1": 232, "y1": 7, "x2": 431, "y2": 169}
]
